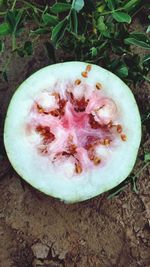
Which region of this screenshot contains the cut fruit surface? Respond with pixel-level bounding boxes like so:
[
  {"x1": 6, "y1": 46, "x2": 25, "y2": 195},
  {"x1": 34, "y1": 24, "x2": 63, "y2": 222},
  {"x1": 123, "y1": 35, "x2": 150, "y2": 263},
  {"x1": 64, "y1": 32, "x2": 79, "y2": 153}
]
[{"x1": 4, "y1": 62, "x2": 141, "y2": 203}]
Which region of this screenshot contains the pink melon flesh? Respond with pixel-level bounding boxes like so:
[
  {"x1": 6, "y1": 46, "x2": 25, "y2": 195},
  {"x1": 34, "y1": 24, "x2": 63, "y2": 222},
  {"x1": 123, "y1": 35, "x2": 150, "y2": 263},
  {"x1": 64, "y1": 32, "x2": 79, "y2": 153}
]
[{"x1": 26, "y1": 67, "x2": 126, "y2": 177}]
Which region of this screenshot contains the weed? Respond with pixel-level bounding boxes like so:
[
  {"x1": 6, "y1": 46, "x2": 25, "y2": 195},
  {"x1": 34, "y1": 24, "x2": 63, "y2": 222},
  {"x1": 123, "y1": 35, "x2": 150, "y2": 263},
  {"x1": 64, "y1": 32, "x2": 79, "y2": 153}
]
[{"x1": 0, "y1": 0, "x2": 150, "y2": 82}]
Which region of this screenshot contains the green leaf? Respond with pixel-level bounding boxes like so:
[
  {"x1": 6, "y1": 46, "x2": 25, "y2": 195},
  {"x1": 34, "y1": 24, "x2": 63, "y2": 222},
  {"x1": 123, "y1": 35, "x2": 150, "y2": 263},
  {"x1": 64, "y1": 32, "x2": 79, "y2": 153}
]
[
  {"x1": 116, "y1": 65, "x2": 128, "y2": 77},
  {"x1": 128, "y1": 32, "x2": 150, "y2": 48},
  {"x1": 97, "y1": 16, "x2": 107, "y2": 32},
  {"x1": 0, "y1": 40, "x2": 4, "y2": 53},
  {"x1": 51, "y1": 3, "x2": 71, "y2": 14},
  {"x1": 144, "y1": 152, "x2": 150, "y2": 162},
  {"x1": 72, "y1": 0, "x2": 84, "y2": 12},
  {"x1": 44, "y1": 42, "x2": 56, "y2": 62},
  {"x1": 24, "y1": 41, "x2": 33, "y2": 55},
  {"x1": 146, "y1": 25, "x2": 150, "y2": 34},
  {"x1": 69, "y1": 9, "x2": 78, "y2": 34},
  {"x1": 51, "y1": 18, "x2": 68, "y2": 46},
  {"x1": 124, "y1": 38, "x2": 150, "y2": 50},
  {"x1": 90, "y1": 47, "x2": 98, "y2": 57},
  {"x1": 106, "y1": 0, "x2": 116, "y2": 10},
  {"x1": 101, "y1": 29, "x2": 111, "y2": 38},
  {"x1": 143, "y1": 54, "x2": 150, "y2": 63},
  {"x1": 108, "y1": 59, "x2": 129, "y2": 78},
  {"x1": 14, "y1": 10, "x2": 24, "y2": 32},
  {"x1": 112, "y1": 11, "x2": 131, "y2": 23},
  {"x1": 31, "y1": 28, "x2": 50, "y2": 34},
  {"x1": 3, "y1": 71, "x2": 8, "y2": 82},
  {"x1": 129, "y1": 32, "x2": 150, "y2": 41},
  {"x1": 97, "y1": 4, "x2": 105, "y2": 13},
  {"x1": 5, "y1": 10, "x2": 24, "y2": 35},
  {"x1": 109, "y1": 59, "x2": 120, "y2": 69},
  {"x1": 0, "y1": 22, "x2": 11, "y2": 36},
  {"x1": 5, "y1": 10, "x2": 16, "y2": 31},
  {"x1": 122, "y1": 0, "x2": 140, "y2": 11},
  {"x1": 42, "y1": 13, "x2": 58, "y2": 26}
]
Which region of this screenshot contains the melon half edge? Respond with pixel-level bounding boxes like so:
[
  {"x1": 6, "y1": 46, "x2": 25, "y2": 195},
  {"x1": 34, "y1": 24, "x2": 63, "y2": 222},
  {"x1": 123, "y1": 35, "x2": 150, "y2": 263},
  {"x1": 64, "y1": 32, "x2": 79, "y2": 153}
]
[{"x1": 4, "y1": 62, "x2": 141, "y2": 203}]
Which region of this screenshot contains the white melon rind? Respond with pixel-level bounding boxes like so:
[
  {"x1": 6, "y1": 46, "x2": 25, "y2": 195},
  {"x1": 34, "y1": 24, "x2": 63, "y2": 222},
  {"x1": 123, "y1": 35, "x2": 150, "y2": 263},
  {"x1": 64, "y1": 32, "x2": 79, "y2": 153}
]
[{"x1": 4, "y1": 62, "x2": 141, "y2": 203}]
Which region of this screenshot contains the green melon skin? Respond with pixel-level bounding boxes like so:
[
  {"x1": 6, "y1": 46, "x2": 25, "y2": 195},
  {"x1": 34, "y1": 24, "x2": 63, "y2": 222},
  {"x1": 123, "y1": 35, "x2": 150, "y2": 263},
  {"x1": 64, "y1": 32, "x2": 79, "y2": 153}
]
[{"x1": 4, "y1": 62, "x2": 141, "y2": 203}]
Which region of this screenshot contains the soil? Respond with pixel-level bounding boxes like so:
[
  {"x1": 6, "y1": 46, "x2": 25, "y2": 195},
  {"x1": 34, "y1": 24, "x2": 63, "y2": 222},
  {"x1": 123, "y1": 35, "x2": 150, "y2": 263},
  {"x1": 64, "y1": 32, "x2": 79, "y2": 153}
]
[{"x1": 0, "y1": 17, "x2": 150, "y2": 267}]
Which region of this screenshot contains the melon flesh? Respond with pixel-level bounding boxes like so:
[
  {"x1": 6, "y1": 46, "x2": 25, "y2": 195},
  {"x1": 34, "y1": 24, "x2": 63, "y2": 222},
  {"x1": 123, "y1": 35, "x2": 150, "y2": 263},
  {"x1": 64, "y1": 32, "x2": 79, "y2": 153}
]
[{"x1": 4, "y1": 62, "x2": 141, "y2": 203}]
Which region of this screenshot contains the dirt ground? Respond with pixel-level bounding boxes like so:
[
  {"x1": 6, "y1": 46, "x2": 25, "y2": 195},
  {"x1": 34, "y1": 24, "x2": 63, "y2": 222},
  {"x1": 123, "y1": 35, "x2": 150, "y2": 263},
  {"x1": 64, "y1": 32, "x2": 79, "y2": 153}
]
[{"x1": 0, "y1": 19, "x2": 150, "y2": 267}]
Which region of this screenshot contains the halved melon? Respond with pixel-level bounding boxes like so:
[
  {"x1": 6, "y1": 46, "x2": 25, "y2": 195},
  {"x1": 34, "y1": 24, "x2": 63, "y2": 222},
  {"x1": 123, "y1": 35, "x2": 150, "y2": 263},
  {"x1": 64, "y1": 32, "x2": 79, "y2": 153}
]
[{"x1": 4, "y1": 62, "x2": 141, "y2": 203}]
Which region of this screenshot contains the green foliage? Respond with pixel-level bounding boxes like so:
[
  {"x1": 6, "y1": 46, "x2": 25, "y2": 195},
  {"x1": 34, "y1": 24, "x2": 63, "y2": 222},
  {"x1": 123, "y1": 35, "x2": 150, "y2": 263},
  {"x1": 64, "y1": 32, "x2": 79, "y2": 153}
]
[
  {"x1": 5, "y1": 10, "x2": 25, "y2": 35},
  {"x1": 51, "y1": 18, "x2": 68, "y2": 45},
  {"x1": 144, "y1": 151, "x2": 150, "y2": 162},
  {"x1": 0, "y1": 40, "x2": 4, "y2": 52},
  {"x1": 42, "y1": 13, "x2": 59, "y2": 26},
  {"x1": 51, "y1": 3, "x2": 71, "y2": 14},
  {"x1": 0, "y1": 23, "x2": 11, "y2": 36},
  {"x1": 124, "y1": 32, "x2": 150, "y2": 50},
  {"x1": 112, "y1": 11, "x2": 131, "y2": 23},
  {"x1": 0, "y1": 0, "x2": 149, "y2": 83}
]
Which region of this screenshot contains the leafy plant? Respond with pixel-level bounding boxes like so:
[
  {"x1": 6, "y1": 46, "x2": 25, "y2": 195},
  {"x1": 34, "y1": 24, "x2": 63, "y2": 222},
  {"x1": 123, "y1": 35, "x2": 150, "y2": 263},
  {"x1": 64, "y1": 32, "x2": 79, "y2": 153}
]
[{"x1": 0, "y1": 0, "x2": 150, "y2": 81}]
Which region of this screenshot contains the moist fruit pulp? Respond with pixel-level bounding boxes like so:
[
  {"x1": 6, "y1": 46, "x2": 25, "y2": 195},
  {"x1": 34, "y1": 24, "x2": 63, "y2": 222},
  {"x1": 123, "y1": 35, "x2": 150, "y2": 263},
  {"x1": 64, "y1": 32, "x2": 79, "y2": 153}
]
[
  {"x1": 26, "y1": 65, "x2": 126, "y2": 177},
  {"x1": 4, "y1": 62, "x2": 141, "y2": 202}
]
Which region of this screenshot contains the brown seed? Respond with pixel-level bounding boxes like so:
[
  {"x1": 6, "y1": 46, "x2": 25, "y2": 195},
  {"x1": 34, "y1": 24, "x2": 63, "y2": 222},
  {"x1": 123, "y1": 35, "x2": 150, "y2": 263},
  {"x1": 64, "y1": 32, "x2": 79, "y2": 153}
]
[
  {"x1": 93, "y1": 157, "x2": 101, "y2": 165},
  {"x1": 81, "y1": 71, "x2": 88, "y2": 78},
  {"x1": 107, "y1": 121, "x2": 113, "y2": 128},
  {"x1": 100, "y1": 139, "x2": 105, "y2": 145},
  {"x1": 68, "y1": 135, "x2": 73, "y2": 142},
  {"x1": 89, "y1": 154, "x2": 94, "y2": 161},
  {"x1": 117, "y1": 124, "x2": 122, "y2": 133},
  {"x1": 121, "y1": 133, "x2": 127, "y2": 141},
  {"x1": 104, "y1": 139, "x2": 110, "y2": 145},
  {"x1": 36, "y1": 125, "x2": 43, "y2": 132},
  {"x1": 96, "y1": 82, "x2": 102, "y2": 90},
  {"x1": 50, "y1": 109, "x2": 60, "y2": 116},
  {"x1": 69, "y1": 144, "x2": 77, "y2": 154},
  {"x1": 75, "y1": 79, "x2": 81, "y2": 85},
  {"x1": 41, "y1": 129, "x2": 46, "y2": 134},
  {"x1": 37, "y1": 105, "x2": 44, "y2": 113},
  {"x1": 86, "y1": 64, "x2": 92, "y2": 72},
  {"x1": 88, "y1": 148, "x2": 95, "y2": 160},
  {"x1": 38, "y1": 145, "x2": 48, "y2": 154},
  {"x1": 52, "y1": 92, "x2": 60, "y2": 100},
  {"x1": 75, "y1": 163, "x2": 82, "y2": 174}
]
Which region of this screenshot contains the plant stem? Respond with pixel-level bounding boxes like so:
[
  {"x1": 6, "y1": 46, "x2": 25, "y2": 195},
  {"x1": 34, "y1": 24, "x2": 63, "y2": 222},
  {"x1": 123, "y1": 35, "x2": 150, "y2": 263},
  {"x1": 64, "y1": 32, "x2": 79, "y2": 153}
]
[
  {"x1": 2, "y1": 55, "x2": 12, "y2": 73},
  {"x1": 11, "y1": 0, "x2": 17, "y2": 11},
  {"x1": 143, "y1": 75, "x2": 150, "y2": 83},
  {"x1": 132, "y1": 5, "x2": 144, "y2": 17},
  {"x1": 142, "y1": 112, "x2": 150, "y2": 123},
  {"x1": 98, "y1": 7, "x2": 124, "y2": 16},
  {"x1": 108, "y1": 185, "x2": 127, "y2": 199},
  {"x1": 134, "y1": 162, "x2": 150, "y2": 178},
  {"x1": 12, "y1": 34, "x2": 17, "y2": 51},
  {"x1": 0, "y1": 12, "x2": 6, "y2": 15},
  {"x1": 21, "y1": 0, "x2": 44, "y2": 12}
]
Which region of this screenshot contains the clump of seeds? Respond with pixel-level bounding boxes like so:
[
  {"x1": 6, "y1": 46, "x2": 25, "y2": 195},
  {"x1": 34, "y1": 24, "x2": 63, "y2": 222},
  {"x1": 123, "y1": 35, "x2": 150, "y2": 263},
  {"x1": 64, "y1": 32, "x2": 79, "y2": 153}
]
[{"x1": 31, "y1": 65, "x2": 127, "y2": 175}]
